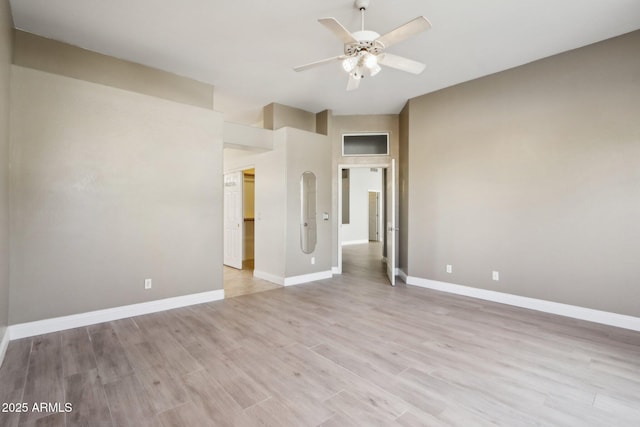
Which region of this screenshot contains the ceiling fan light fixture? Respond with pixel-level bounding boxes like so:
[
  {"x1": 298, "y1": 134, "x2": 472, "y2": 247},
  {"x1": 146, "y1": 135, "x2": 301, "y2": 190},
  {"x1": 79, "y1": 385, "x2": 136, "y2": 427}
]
[
  {"x1": 342, "y1": 56, "x2": 358, "y2": 73},
  {"x1": 369, "y1": 63, "x2": 381, "y2": 76},
  {"x1": 364, "y1": 52, "x2": 378, "y2": 69}
]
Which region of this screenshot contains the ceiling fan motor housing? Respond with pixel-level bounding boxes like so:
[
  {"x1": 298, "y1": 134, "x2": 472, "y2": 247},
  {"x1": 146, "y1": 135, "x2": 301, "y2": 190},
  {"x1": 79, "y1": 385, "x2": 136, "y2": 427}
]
[{"x1": 345, "y1": 31, "x2": 384, "y2": 56}]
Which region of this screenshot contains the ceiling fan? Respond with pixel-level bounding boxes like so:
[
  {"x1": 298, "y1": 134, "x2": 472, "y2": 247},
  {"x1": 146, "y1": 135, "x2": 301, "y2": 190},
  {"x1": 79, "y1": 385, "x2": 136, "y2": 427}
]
[{"x1": 294, "y1": 0, "x2": 431, "y2": 91}]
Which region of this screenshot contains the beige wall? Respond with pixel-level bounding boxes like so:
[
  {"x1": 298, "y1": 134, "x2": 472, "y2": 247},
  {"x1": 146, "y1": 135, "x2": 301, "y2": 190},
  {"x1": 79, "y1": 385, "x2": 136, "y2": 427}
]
[
  {"x1": 254, "y1": 135, "x2": 287, "y2": 280},
  {"x1": 284, "y1": 128, "x2": 332, "y2": 277},
  {"x1": 406, "y1": 30, "x2": 640, "y2": 317},
  {"x1": 263, "y1": 103, "x2": 316, "y2": 133},
  {"x1": 329, "y1": 114, "x2": 399, "y2": 268},
  {"x1": 13, "y1": 30, "x2": 214, "y2": 109},
  {"x1": 0, "y1": 0, "x2": 12, "y2": 338},
  {"x1": 315, "y1": 110, "x2": 331, "y2": 136},
  {"x1": 224, "y1": 148, "x2": 259, "y2": 173},
  {"x1": 10, "y1": 66, "x2": 224, "y2": 324}
]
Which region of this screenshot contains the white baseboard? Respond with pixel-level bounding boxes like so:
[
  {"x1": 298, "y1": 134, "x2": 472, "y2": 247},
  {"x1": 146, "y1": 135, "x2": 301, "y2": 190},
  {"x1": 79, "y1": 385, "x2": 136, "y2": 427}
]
[
  {"x1": 9, "y1": 289, "x2": 225, "y2": 340},
  {"x1": 252, "y1": 269, "x2": 334, "y2": 286},
  {"x1": 253, "y1": 270, "x2": 284, "y2": 286},
  {"x1": 284, "y1": 270, "x2": 333, "y2": 287},
  {"x1": 398, "y1": 269, "x2": 408, "y2": 283},
  {"x1": 0, "y1": 327, "x2": 9, "y2": 368},
  {"x1": 341, "y1": 240, "x2": 369, "y2": 246},
  {"x1": 331, "y1": 266, "x2": 341, "y2": 275},
  {"x1": 406, "y1": 276, "x2": 640, "y2": 332}
]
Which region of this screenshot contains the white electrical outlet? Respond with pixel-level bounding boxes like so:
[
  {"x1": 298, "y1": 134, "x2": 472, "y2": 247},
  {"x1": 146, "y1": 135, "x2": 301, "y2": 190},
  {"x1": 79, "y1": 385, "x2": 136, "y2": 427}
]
[
  {"x1": 311, "y1": 257, "x2": 316, "y2": 265},
  {"x1": 144, "y1": 278, "x2": 152, "y2": 289},
  {"x1": 492, "y1": 271, "x2": 499, "y2": 281},
  {"x1": 446, "y1": 264, "x2": 452, "y2": 274}
]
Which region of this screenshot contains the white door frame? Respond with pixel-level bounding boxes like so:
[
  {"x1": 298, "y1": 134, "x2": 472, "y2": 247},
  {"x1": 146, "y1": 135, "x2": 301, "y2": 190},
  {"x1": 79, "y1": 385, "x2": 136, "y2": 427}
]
[
  {"x1": 385, "y1": 159, "x2": 397, "y2": 286},
  {"x1": 337, "y1": 163, "x2": 390, "y2": 275}
]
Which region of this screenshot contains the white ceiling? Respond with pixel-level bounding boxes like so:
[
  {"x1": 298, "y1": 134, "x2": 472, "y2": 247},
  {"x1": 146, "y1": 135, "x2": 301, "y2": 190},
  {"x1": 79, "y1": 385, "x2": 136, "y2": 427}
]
[{"x1": 9, "y1": 0, "x2": 640, "y2": 124}]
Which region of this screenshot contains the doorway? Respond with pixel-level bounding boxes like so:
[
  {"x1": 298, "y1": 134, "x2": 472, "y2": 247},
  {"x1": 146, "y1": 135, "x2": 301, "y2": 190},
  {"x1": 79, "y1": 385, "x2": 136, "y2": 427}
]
[
  {"x1": 223, "y1": 167, "x2": 280, "y2": 297},
  {"x1": 223, "y1": 168, "x2": 255, "y2": 270},
  {"x1": 338, "y1": 161, "x2": 397, "y2": 285}
]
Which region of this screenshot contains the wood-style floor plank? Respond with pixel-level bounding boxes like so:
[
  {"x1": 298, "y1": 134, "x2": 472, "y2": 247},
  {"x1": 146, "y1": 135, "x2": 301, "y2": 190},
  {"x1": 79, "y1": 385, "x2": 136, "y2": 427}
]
[
  {"x1": 181, "y1": 369, "x2": 243, "y2": 427},
  {"x1": 19, "y1": 413, "x2": 66, "y2": 427},
  {"x1": 60, "y1": 328, "x2": 96, "y2": 378},
  {"x1": 102, "y1": 374, "x2": 158, "y2": 427},
  {"x1": 18, "y1": 335, "x2": 64, "y2": 426},
  {"x1": 1, "y1": 242, "x2": 639, "y2": 426},
  {"x1": 156, "y1": 401, "x2": 215, "y2": 427},
  {"x1": 395, "y1": 409, "x2": 448, "y2": 427},
  {"x1": 109, "y1": 318, "x2": 146, "y2": 348},
  {"x1": 135, "y1": 367, "x2": 189, "y2": 414},
  {"x1": 64, "y1": 369, "x2": 112, "y2": 427},
  {"x1": 0, "y1": 339, "x2": 31, "y2": 393},
  {"x1": 242, "y1": 396, "x2": 329, "y2": 427},
  {"x1": 89, "y1": 326, "x2": 133, "y2": 384},
  {"x1": 318, "y1": 412, "x2": 360, "y2": 427},
  {"x1": 194, "y1": 352, "x2": 270, "y2": 410},
  {"x1": 0, "y1": 339, "x2": 31, "y2": 427}
]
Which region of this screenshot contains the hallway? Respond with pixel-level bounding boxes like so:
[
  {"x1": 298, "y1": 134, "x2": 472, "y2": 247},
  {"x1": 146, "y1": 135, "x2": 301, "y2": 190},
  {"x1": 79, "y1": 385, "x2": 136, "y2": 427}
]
[{"x1": 341, "y1": 241, "x2": 391, "y2": 285}]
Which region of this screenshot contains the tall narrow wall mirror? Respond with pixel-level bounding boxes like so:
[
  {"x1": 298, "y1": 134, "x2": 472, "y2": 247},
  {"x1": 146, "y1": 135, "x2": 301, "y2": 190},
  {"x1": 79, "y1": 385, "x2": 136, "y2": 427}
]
[{"x1": 300, "y1": 171, "x2": 317, "y2": 254}]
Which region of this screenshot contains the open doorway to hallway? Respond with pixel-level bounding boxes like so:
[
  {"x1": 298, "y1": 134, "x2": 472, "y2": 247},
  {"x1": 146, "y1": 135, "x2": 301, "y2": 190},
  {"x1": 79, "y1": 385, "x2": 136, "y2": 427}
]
[{"x1": 338, "y1": 165, "x2": 396, "y2": 285}]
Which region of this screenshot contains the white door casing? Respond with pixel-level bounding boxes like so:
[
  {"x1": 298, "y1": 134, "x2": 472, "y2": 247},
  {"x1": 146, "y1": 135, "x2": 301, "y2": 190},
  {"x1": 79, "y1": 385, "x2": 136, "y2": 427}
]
[{"x1": 386, "y1": 159, "x2": 396, "y2": 286}]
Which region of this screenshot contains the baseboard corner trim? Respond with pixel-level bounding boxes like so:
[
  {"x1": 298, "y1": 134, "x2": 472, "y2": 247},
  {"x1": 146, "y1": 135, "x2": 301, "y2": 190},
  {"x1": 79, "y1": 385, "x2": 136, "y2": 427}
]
[
  {"x1": 406, "y1": 276, "x2": 640, "y2": 332},
  {"x1": 0, "y1": 327, "x2": 9, "y2": 368},
  {"x1": 9, "y1": 289, "x2": 225, "y2": 340},
  {"x1": 284, "y1": 270, "x2": 333, "y2": 287},
  {"x1": 253, "y1": 270, "x2": 284, "y2": 286},
  {"x1": 398, "y1": 269, "x2": 408, "y2": 283},
  {"x1": 331, "y1": 267, "x2": 341, "y2": 275}
]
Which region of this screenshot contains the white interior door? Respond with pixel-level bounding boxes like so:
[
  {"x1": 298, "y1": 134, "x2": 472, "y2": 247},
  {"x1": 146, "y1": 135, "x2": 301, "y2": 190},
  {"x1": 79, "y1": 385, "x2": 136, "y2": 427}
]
[
  {"x1": 369, "y1": 191, "x2": 380, "y2": 241},
  {"x1": 386, "y1": 160, "x2": 396, "y2": 286},
  {"x1": 224, "y1": 171, "x2": 243, "y2": 269}
]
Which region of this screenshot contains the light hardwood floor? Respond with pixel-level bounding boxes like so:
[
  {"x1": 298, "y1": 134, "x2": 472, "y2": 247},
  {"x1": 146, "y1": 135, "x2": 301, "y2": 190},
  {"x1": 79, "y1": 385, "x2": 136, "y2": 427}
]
[
  {"x1": 223, "y1": 260, "x2": 282, "y2": 299},
  {"x1": 1, "y1": 243, "x2": 640, "y2": 426}
]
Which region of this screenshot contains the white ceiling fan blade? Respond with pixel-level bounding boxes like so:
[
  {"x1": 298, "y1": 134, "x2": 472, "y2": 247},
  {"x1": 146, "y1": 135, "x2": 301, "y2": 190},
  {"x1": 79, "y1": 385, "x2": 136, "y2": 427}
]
[
  {"x1": 294, "y1": 55, "x2": 346, "y2": 72},
  {"x1": 378, "y1": 53, "x2": 426, "y2": 74},
  {"x1": 376, "y1": 16, "x2": 431, "y2": 49},
  {"x1": 318, "y1": 17, "x2": 357, "y2": 44},
  {"x1": 346, "y1": 74, "x2": 361, "y2": 91}
]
